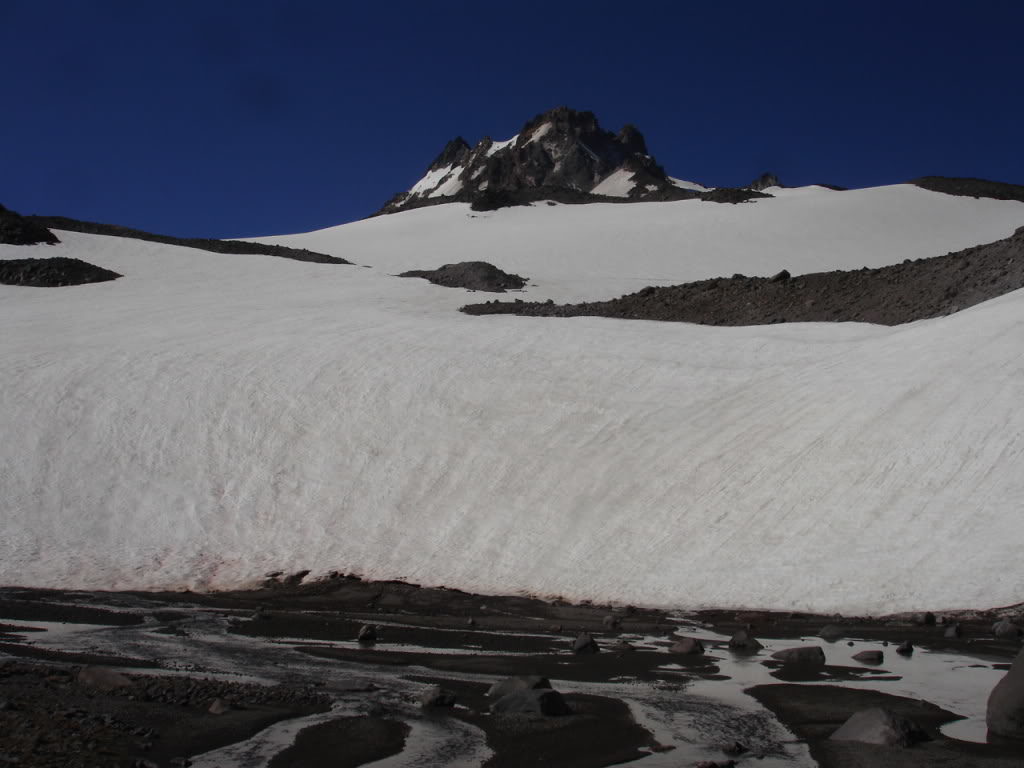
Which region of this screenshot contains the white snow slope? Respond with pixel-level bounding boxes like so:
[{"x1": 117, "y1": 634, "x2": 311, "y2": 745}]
[{"x1": 3, "y1": 184, "x2": 1024, "y2": 614}]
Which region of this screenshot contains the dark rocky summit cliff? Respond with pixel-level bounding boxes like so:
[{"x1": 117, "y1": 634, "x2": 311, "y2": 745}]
[{"x1": 376, "y1": 107, "x2": 703, "y2": 215}]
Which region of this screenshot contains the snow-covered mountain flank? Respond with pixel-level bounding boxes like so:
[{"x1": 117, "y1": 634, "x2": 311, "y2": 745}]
[{"x1": 3, "y1": 108, "x2": 1024, "y2": 615}]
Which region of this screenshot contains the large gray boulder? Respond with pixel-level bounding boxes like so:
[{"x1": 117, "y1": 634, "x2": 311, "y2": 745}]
[
  {"x1": 728, "y1": 629, "x2": 763, "y2": 653},
  {"x1": 830, "y1": 708, "x2": 928, "y2": 747},
  {"x1": 572, "y1": 632, "x2": 600, "y2": 654},
  {"x1": 771, "y1": 646, "x2": 826, "y2": 666},
  {"x1": 419, "y1": 685, "x2": 457, "y2": 708},
  {"x1": 487, "y1": 675, "x2": 551, "y2": 699},
  {"x1": 490, "y1": 688, "x2": 571, "y2": 716},
  {"x1": 987, "y1": 648, "x2": 1024, "y2": 738},
  {"x1": 993, "y1": 619, "x2": 1022, "y2": 640},
  {"x1": 817, "y1": 624, "x2": 845, "y2": 641},
  {"x1": 670, "y1": 637, "x2": 705, "y2": 655}
]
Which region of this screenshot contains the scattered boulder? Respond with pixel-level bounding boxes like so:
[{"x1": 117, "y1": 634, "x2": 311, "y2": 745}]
[
  {"x1": 397, "y1": 261, "x2": 527, "y2": 292},
  {"x1": 670, "y1": 637, "x2": 705, "y2": 655},
  {"x1": 207, "y1": 698, "x2": 231, "y2": 715},
  {"x1": 830, "y1": 707, "x2": 929, "y2": 747},
  {"x1": 770, "y1": 269, "x2": 791, "y2": 283},
  {"x1": 720, "y1": 740, "x2": 747, "y2": 756},
  {"x1": 602, "y1": 614, "x2": 621, "y2": 629},
  {"x1": 419, "y1": 685, "x2": 457, "y2": 708},
  {"x1": 357, "y1": 624, "x2": 377, "y2": 644},
  {"x1": 993, "y1": 619, "x2": 1022, "y2": 640},
  {"x1": 771, "y1": 646, "x2": 826, "y2": 666},
  {"x1": 916, "y1": 612, "x2": 937, "y2": 626},
  {"x1": 818, "y1": 624, "x2": 845, "y2": 641},
  {"x1": 490, "y1": 688, "x2": 571, "y2": 716},
  {"x1": 0, "y1": 204, "x2": 60, "y2": 245},
  {"x1": 728, "y1": 629, "x2": 763, "y2": 653},
  {"x1": 944, "y1": 623, "x2": 963, "y2": 639},
  {"x1": 853, "y1": 650, "x2": 884, "y2": 664},
  {"x1": 988, "y1": 648, "x2": 1024, "y2": 738},
  {"x1": 896, "y1": 640, "x2": 914, "y2": 656},
  {"x1": 77, "y1": 667, "x2": 133, "y2": 692},
  {"x1": 0, "y1": 257, "x2": 121, "y2": 287},
  {"x1": 487, "y1": 675, "x2": 551, "y2": 699},
  {"x1": 572, "y1": 632, "x2": 600, "y2": 654}
]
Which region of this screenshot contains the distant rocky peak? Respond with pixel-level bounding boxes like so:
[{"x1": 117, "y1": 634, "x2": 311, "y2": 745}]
[
  {"x1": 748, "y1": 172, "x2": 783, "y2": 191},
  {"x1": 428, "y1": 137, "x2": 471, "y2": 172},
  {"x1": 376, "y1": 106, "x2": 701, "y2": 215}
]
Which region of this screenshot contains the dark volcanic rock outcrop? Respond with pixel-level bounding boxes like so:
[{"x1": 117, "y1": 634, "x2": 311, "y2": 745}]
[
  {"x1": 462, "y1": 225, "x2": 1024, "y2": 326},
  {"x1": 377, "y1": 106, "x2": 700, "y2": 214},
  {"x1": 748, "y1": 172, "x2": 782, "y2": 191},
  {"x1": 910, "y1": 176, "x2": 1024, "y2": 203},
  {"x1": 27, "y1": 215, "x2": 349, "y2": 264},
  {"x1": 0, "y1": 257, "x2": 121, "y2": 287},
  {"x1": 398, "y1": 261, "x2": 527, "y2": 292},
  {"x1": 0, "y1": 204, "x2": 59, "y2": 245},
  {"x1": 700, "y1": 187, "x2": 771, "y2": 204}
]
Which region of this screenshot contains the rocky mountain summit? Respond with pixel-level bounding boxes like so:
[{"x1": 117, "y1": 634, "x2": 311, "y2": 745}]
[{"x1": 376, "y1": 107, "x2": 708, "y2": 214}]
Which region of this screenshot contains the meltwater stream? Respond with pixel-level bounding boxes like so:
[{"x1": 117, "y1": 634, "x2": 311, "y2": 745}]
[{"x1": 0, "y1": 592, "x2": 1011, "y2": 767}]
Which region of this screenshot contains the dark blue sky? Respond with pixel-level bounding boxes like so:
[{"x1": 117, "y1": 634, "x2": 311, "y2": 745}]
[{"x1": 2, "y1": 1, "x2": 1022, "y2": 238}]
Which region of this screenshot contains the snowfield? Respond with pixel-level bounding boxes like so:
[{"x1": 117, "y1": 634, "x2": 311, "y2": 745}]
[{"x1": 2, "y1": 185, "x2": 1023, "y2": 614}]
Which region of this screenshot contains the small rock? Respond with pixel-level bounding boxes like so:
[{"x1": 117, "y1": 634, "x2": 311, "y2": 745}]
[
  {"x1": 208, "y1": 698, "x2": 231, "y2": 715},
  {"x1": 78, "y1": 666, "x2": 134, "y2": 692},
  {"x1": 670, "y1": 637, "x2": 705, "y2": 655},
  {"x1": 695, "y1": 761, "x2": 736, "y2": 768},
  {"x1": 945, "y1": 623, "x2": 962, "y2": 639},
  {"x1": 572, "y1": 632, "x2": 600, "y2": 654},
  {"x1": 853, "y1": 650, "x2": 884, "y2": 664},
  {"x1": 602, "y1": 615, "x2": 621, "y2": 629},
  {"x1": 466, "y1": 617, "x2": 476, "y2": 627},
  {"x1": 896, "y1": 640, "x2": 914, "y2": 656},
  {"x1": 917, "y1": 611, "x2": 937, "y2": 626},
  {"x1": 487, "y1": 675, "x2": 551, "y2": 699},
  {"x1": 169, "y1": 759, "x2": 192, "y2": 768},
  {"x1": 830, "y1": 707, "x2": 928, "y2": 747},
  {"x1": 357, "y1": 624, "x2": 377, "y2": 644},
  {"x1": 817, "y1": 624, "x2": 845, "y2": 641},
  {"x1": 771, "y1": 646, "x2": 826, "y2": 666},
  {"x1": 491, "y1": 688, "x2": 571, "y2": 716},
  {"x1": 728, "y1": 629, "x2": 763, "y2": 653},
  {"x1": 419, "y1": 685, "x2": 457, "y2": 708},
  {"x1": 720, "y1": 740, "x2": 747, "y2": 756}
]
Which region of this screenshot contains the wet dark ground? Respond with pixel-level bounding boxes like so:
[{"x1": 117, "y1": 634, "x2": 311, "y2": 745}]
[{"x1": 0, "y1": 579, "x2": 1022, "y2": 767}]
